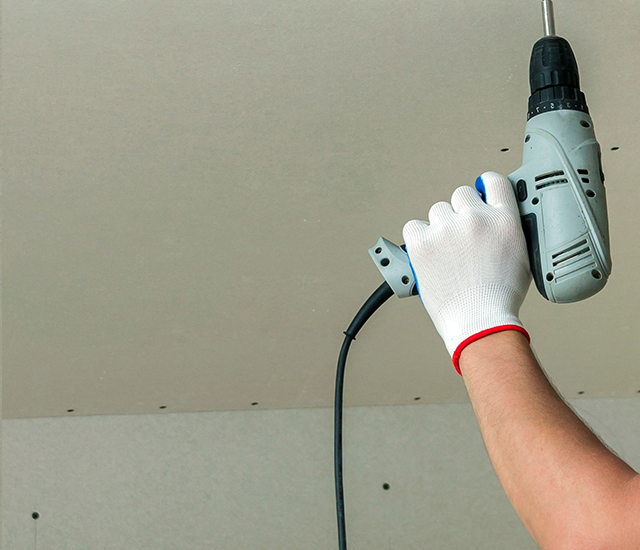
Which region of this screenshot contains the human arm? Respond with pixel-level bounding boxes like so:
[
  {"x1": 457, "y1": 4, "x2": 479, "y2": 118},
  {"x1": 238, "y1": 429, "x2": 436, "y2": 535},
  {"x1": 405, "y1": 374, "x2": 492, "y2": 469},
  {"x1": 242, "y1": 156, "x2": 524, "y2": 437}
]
[
  {"x1": 402, "y1": 171, "x2": 640, "y2": 549},
  {"x1": 460, "y1": 329, "x2": 640, "y2": 550}
]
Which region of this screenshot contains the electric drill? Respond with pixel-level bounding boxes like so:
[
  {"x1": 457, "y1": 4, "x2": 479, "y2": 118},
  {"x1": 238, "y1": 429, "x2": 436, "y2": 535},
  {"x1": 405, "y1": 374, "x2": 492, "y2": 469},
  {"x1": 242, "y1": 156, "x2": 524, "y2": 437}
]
[
  {"x1": 336, "y1": 5, "x2": 614, "y2": 547},
  {"x1": 370, "y1": 0, "x2": 612, "y2": 304}
]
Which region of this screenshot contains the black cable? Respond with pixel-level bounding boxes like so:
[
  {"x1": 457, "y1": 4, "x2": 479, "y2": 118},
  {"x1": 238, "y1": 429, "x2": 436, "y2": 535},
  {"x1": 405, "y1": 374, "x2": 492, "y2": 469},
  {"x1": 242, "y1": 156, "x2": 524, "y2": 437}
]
[{"x1": 334, "y1": 281, "x2": 395, "y2": 550}]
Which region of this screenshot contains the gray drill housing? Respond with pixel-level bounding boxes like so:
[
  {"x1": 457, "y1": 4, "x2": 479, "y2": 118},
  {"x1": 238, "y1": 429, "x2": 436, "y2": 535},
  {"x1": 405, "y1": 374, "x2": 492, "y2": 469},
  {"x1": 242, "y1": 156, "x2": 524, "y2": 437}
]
[
  {"x1": 369, "y1": 109, "x2": 612, "y2": 304},
  {"x1": 369, "y1": 7, "x2": 612, "y2": 304},
  {"x1": 508, "y1": 109, "x2": 611, "y2": 303}
]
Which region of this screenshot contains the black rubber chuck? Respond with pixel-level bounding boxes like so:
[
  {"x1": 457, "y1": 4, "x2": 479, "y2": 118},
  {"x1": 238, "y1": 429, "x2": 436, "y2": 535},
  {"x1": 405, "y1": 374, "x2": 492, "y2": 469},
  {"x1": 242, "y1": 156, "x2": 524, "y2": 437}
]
[{"x1": 527, "y1": 36, "x2": 589, "y2": 120}]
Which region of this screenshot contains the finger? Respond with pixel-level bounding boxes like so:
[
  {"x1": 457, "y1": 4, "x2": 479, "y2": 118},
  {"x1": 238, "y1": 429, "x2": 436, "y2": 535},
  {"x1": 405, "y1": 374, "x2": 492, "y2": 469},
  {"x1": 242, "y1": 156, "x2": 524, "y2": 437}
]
[
  {"x1": 428, "y1": 201, "x2": 455, "y2": 224},
  {"x1": 402, "y1": 219, "x2": 429, "y2": 249},
  {"x1": 451, "y1": 185, "x2": 485, "y2": 213},
  {"x1": 475, "y1": 171, "x2": 518, "y2": 213}
]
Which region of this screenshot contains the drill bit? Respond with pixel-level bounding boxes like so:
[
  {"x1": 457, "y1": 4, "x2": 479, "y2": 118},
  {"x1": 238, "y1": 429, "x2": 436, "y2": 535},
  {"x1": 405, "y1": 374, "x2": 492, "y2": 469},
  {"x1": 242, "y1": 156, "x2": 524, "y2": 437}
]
[{"x1": 542, "y1": 0, "x2": 556, "y2": 36}]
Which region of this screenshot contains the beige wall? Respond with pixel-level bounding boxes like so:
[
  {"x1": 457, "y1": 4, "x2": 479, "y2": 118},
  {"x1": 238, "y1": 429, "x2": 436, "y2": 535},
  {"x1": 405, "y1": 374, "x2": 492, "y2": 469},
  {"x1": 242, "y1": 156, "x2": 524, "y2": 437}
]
[{"x1": 3, "y1": 397, "x2": 639, "y2": 549}]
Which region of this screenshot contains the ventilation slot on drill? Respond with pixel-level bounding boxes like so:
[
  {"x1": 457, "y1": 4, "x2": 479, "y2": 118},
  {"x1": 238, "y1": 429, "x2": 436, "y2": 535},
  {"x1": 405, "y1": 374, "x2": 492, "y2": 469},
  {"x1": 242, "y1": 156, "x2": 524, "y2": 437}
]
[
  {"x1": 535, "y1": 170, "x2": 567, "y2": 190},
  {"x1": 536, "y1": 178, "x2": 568, "y2": 190},
  {"x1": 577, "y1": 169, "x2": 590, "y2": 184},
  {"x1": 552, "y1": 239, "x2": 588, "y2": 262},
  {"x1": 552, "y1": 246, "x2": 590, "y2": 267},
  {"x1": 551, "y1": 239, "x2": 595, "y2": 279}
]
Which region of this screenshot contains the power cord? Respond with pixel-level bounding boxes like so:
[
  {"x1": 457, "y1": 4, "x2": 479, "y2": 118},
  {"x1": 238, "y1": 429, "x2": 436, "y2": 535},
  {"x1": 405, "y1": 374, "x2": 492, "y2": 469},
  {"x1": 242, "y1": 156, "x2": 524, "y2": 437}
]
[{"x1": 334, "y1": 281, "x2": 395, "y2": 550}]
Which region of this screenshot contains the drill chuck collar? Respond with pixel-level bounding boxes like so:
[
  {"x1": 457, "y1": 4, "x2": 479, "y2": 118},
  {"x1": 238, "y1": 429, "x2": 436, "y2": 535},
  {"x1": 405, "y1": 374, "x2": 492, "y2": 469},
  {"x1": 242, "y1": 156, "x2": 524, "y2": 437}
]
[{"x1": 528, "y1": 36, "x2": 589, "y2": 120}]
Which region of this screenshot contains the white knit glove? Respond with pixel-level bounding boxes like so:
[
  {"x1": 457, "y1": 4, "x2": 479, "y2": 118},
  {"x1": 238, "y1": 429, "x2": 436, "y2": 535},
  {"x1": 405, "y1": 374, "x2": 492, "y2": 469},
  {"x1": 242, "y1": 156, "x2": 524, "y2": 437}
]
[{"x1": 403, "y1": 172, "x2": 532, "y2": 375}]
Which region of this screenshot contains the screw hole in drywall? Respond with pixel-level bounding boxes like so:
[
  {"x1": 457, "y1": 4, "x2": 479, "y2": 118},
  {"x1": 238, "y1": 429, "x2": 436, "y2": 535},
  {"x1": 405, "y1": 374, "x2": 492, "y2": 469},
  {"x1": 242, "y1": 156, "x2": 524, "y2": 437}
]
[
  {"x1": 500, "y1": 148, "x2": 510, "y2": 152},
  {"x1": 382, "y1": 483, "x2": 390, "y2": 490},
  {"x1": 159, "y1": 406, "x2": 167, "y2": 409},
  {"x1": 67, "y1": 409, "x2": 74, "y2": 413},
  {"x1": 578, "y1": 391, "x2": 585, "y2": 395},
  {"x1": 414, "y1": 397, "x2": 421, "y2": 401},
  {"x1": 611, "y1": 146, "x2": 620, "y2": 151},
  {"x1": 32, "y1": 512, "x2": 40, "y2": 520},
  {"x1": 251, "y1": 402, "x2": 259, "y2": 406}
]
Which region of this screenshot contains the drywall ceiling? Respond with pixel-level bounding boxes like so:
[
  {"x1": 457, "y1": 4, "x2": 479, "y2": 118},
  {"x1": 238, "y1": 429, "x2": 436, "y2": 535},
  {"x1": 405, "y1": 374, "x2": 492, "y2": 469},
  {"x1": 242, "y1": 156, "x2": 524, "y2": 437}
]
[{"x1": 4, "y1": 0, "x2": 640, "y2": 419}]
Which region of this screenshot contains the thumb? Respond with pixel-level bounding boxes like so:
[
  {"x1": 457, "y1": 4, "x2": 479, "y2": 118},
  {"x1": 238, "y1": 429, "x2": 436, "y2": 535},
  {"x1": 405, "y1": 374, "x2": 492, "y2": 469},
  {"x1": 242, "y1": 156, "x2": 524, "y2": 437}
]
[{"x1": 475, "y1": 171, "x2": 518, "y2": 213}]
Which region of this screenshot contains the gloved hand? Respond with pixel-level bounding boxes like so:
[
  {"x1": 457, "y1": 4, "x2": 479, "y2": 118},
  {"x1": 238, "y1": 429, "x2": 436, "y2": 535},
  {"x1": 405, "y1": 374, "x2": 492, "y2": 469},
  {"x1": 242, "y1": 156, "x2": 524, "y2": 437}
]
[{"x1": 403, "y1": 171, "x2": 532, "y2": 375}]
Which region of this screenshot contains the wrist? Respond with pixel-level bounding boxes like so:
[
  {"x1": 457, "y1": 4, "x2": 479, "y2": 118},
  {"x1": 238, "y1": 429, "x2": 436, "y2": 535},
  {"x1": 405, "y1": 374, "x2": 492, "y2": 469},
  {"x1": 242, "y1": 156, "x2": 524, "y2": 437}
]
[{"x1": 458, "y1": 329, "x2": 532, "y2": 375}]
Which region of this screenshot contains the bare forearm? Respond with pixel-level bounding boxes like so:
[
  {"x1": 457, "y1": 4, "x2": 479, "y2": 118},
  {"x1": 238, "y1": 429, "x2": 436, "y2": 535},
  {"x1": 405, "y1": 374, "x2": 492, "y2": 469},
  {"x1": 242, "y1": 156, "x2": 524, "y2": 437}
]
[{"x1": 459, "y1": 330, "x2": 639, "y2": 550}]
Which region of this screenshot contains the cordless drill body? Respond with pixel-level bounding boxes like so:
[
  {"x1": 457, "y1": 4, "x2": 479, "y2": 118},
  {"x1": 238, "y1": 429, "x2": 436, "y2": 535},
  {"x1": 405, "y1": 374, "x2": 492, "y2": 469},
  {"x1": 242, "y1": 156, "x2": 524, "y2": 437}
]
[
  {"x1": 370, "y1": 3, "x2": 612, "y2": 304},
  {"x1": 506, "y1": 35, "x2": 612, "y2": 303}
]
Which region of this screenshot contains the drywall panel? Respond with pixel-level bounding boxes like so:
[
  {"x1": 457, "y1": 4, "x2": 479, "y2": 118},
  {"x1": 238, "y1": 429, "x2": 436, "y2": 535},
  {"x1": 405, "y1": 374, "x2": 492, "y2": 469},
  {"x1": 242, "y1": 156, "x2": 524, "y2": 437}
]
[
  {"x1": 3, "y1": 0, "x2": 640, "y2": 417},
  {"x1": 3, "y1": 398, "x2": 640, "y2": 549}
]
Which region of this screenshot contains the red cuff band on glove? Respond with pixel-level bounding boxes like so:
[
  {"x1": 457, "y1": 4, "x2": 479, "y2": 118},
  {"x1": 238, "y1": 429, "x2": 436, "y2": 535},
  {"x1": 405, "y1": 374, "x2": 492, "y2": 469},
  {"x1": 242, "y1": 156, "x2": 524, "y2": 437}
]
[{"x1": 452, "y1": 325, "x2": 531, "y2": 376}]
